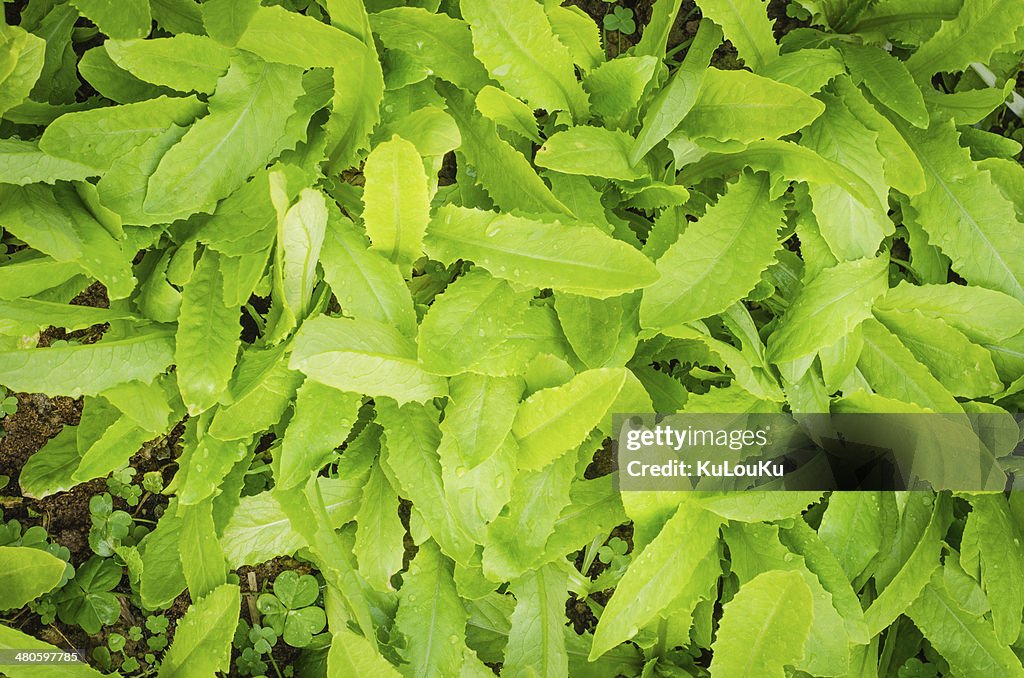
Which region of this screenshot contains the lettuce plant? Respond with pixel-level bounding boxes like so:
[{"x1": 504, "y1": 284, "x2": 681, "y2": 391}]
[{"x1": 0, "y1": 0, "x2": 1023, "y2": 675}]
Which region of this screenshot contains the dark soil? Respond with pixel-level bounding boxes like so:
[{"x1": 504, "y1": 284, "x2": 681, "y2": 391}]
[
  {"x1": 398, "y1": 497, "x2": 419, "y2": 572},
  {"x1": 3, "y1": 0, "x2": 26, "y2": 25},
  {"x1": 569, "y1": 0, "x2": 700, "y2": 60},
  {"x1": 0, "y1": 394, "x2": 90, "y2": 550},
  {"x1": 584, "y1": 438, "x2": 616, "y2": 479},
  {"x1": 0, "y1": 406, "x2": 182, "y2": 565},
  {"x1": 0, "y1": 283, "x2": 112, "y2": 531},
  {"x1": 0, "y1": 278, "x2": 181, "y2": 665},
  {"x1": 568, "y1": 0, "x2": 811, "y2": 66}
]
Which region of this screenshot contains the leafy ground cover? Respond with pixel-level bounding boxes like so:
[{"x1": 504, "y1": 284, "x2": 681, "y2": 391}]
[{"x1": 1, "y1": 0, "x2": 1024, "y2": 676}]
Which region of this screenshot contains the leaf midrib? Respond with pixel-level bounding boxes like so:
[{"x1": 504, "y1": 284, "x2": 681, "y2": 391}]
[
  {"x1": 432, "y1": 230, "x2": 649, "y2": 284},
  {"x1": 470, "y1": 1, "x2": 580, "y2": 115},
  {"x1": 739, "y1": 576, "x2": 798, "y2": 677},
  {"x1": 908, "y1": 131, "x2": 1024, "y2": 298},
  {"x1": 917, "y1": 586, "x2": 1012, "y2": 672},
  {"x1": 653, "y1": 178, "x2": 772, "y2": 319},
  {"x1": 148, "y1": 61, "x2": 273, "y2": 207}
]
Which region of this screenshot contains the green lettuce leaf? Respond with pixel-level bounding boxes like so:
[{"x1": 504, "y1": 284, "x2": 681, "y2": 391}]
[
  {"x1": 425, "y1": 206, "x2": 659, "y2": 299},
  {"x1": 462, "y1": 0, "x2": 589, "y2": 119}
]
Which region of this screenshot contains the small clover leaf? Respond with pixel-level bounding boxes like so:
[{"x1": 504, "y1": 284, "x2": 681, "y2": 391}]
[
  {"x1": 249, "y1": 624, "x2": 278, "y2": 654},
  {"x1": 256, "y1": 593, "x2": 287, "y2": 624},
  {"x1": 142, "y1": 471, "x2": 164, "y2": 493},
  {"x1": 272, "y1": 571, "x2": 320, "y2": 609},
  {"x1": 145, "y1": 614, "x2": 169, "y2": 634},
  {"x1": 147, "y1": 634, "x2": 168, "y2": 652},
  {"x1": 108, "y1": 467, "x2": 143, "y2": 507},
  {"x1": 107, "y1": 632, "x2": 126, "y2": 653},
  {"x1": 281, "y1": 605, "x2": 327, "y2": 648},
  {"x1": 257, "y1": 571, "x2": 326, "y2": 648},
  {"x1": 0, "y1": 519, "x2": 20, "y2": 546},
  {"x1": 786, "y1": 2, "x2": 812, "y2": 20},
  {"x1": 92, "y1": 647, "x2": 113, "y2": 671},
  {"x1": 234, "y1": 618, "x2": 251, "y2": 649},
  {"x1": 29, "y1": 596, "x2": 57, "y2": 625},
  {"x1": 603, "y1": 7, "x2": 636, "y2": 35},
  {"x1": 20, "y1": 525, "x2": 48, "y2": 548},
  {"x1": 111, "y1": 466, "x2": 136, "y2": 486},
  {"x1": 237, "y1": 647, "x2": 268, "y2": 677},
  {"x1": 597, "y1": 536, "x2": 629, "y2": 564},
  {"x1": 89, "y1": 493, "x2": 134, "y2": 557},
  {"x1": 54, "y1": 556, "x2": 122, "y2": 635},
  {"x1": 1, "y1": 395, "x2": 18, "y2": 417},
  {"x1": 90, "y1": 493, "x2": 113, "y2": 518}
]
